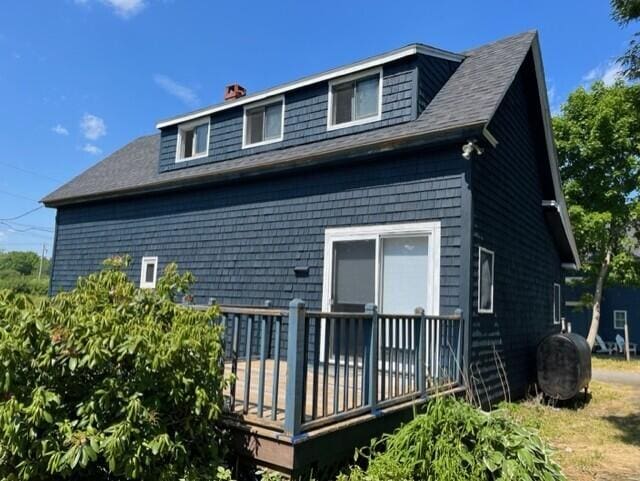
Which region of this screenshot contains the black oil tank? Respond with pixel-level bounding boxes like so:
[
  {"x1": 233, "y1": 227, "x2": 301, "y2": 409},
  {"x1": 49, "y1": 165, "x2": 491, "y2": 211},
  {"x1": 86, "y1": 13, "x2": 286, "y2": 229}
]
[{"x1": 537, "y1": 332, "x2": 592, "y2": 400}]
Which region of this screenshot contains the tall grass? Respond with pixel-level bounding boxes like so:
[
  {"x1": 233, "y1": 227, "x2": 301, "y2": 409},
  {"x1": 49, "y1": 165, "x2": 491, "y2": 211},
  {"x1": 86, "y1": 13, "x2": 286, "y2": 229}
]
[{"x1": 338, "y1": 396, "x2": 566, "y2": 481}]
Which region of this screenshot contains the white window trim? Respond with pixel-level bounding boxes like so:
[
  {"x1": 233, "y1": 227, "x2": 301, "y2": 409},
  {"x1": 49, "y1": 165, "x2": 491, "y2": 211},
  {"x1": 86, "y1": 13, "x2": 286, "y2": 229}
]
[
  {"x1": 553, "y1": 283, "x2": 562, "y2": 325},
  {"x1": 321, "y1": 221, "x2": 441, "y2": 315},
  {"x1": 241, "y1": 95, "x2": 285, "y2": 149},
  {"x1": 614, "y1": 309, "x2": 627, "y2": 330},
  {"x1": 140, "y1": 256, "x2": 158, "y2": 289},
  {"x1": 175, "y1": 118, "x2": 211, "y2": 163},
  {"x1": 477, "y1": 246, "x2": 495, "y2": 314},
  {"x1": 326, "y1": 67, "x2": 383, "y2": 131}
]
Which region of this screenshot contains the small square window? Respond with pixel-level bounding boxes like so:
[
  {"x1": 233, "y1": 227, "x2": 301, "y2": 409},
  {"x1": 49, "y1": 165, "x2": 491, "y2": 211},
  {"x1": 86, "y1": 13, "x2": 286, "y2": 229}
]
[
  {"x1": 614, "y1": 310, "x2": 627, "y2": 330},
  {"x1": 140, "y1": 256, "x2": 158, "y2": 289},
  {"x1": 243, "y1": 98, "x2": 284, "y2": 148},
  {"x1": 553, "y1": 283, "x2": 562, "y2": 324},
  {"x1": 328, "y1": 70, "x2": 381, "y2": 129},
  {"x1": 478, "y1": 247, "x2": 494, "y2": 314},
  {"x1": 177, "y1": 121, "x2": 209, "y2": 161}
]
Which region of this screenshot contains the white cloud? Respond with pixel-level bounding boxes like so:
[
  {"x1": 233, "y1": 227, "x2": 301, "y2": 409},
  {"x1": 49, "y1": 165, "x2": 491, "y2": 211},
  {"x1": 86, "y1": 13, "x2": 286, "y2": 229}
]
[
  {"x1": 82, "y1": 144, "x2": 102, "y2": 155},
  {"x1": 51, "y1": 124, "x2": 69, "y2": 136},
  {"x1": 102, "y1": 0, "x2": 146, "y2": 18},
  {"x1": 601, "y1": 63, "x2": 624, "y2": 86},
  {"x1": 583, "y1": 62, "x2": 625, "y2": 87},
  {"x1": 80, "y1": 113, "x2": 106, "y2": 140},
  {"x1": 75, "y1": 0, "x2": 146, "y2": 18},
  {"x1": 153, "y1": 74, "x2": 200, "y2": 108},
  {"x1": 547, "y1": 84, "x2": 556, "y2": 105}
]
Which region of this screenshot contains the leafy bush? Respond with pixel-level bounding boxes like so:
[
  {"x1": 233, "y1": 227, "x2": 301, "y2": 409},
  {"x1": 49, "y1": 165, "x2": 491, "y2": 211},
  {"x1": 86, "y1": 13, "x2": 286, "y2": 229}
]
[
  {"x1": 339, "y1": 396, "x2": 566, "y2": 481},
  {"x1": 0, "y1": 270, "x2": 49, "y2": 296},
  {"x1": 0, "y1": 256, "x2": 226, "y2": 480},
  {"x1": 0, "y1": 251, "x2": 48, "y2": 276}
]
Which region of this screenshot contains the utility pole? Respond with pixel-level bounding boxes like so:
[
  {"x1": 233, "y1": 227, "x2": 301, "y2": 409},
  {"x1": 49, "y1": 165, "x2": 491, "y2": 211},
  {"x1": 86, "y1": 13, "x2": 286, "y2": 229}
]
[{"x1": 38, "y1": 243, "x2": 47, "y2": 279}]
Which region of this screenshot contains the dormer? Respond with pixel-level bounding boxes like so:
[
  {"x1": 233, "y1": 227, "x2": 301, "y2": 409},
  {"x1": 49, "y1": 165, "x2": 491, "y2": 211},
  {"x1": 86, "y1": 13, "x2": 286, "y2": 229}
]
[{"x1": 156, "y1": 44, "x2": 464, "y2": 173}]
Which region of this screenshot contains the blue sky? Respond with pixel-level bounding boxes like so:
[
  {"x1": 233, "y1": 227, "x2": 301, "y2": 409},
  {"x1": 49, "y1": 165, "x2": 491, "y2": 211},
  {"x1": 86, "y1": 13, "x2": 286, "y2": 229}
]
[{"x1": 0, "y1": 0, "x2": 634, "y2": 256}]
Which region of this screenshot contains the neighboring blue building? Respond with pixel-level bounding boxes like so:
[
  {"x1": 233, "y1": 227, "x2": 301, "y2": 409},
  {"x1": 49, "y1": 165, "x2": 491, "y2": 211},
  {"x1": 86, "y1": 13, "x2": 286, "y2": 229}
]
[
  {"x1": 42, "y1": 31, "x2": 580, "y2": 402},
  {"x1": 564, "y1": 282, "x2": 640, "y2": 346}
]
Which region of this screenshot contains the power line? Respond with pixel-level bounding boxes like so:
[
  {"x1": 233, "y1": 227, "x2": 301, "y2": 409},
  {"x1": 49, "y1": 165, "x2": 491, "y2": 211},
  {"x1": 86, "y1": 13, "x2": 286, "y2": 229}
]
[
  {"x1": 0, "y1": 221, "x2": 53, "y2": 233},
  {"x1": 0, "y1": 206, "x2": 44, "y2": 221},
  {"x1": 0, "y1": 161, "x2": 63, "y2": 183},
  {"x1": 0, "y1": 189, "x2": 40, "y2": 203},
  {"x1": 4, "y1": 220, "x2": 53, "y2": 232},
  {"x1": 0, "y1": 242, "x2": 52, "y2": 246}
]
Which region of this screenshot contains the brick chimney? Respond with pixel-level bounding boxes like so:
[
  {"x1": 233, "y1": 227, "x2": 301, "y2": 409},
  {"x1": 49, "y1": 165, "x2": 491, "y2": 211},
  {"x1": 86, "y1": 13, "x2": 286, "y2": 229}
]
[{"x1": 224, "y1": 84, "x2": 246, "y2": 101}]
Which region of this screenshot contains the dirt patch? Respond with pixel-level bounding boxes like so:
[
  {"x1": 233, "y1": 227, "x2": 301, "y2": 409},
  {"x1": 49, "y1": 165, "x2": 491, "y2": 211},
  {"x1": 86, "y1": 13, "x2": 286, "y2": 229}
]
[{"x1": 506, "y1": 380, "x2": 640, "y2": 480}]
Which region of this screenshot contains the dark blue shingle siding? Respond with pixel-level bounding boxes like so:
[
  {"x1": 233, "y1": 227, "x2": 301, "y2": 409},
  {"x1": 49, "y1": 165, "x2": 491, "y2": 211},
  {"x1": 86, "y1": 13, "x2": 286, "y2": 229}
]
[
  {"x1": 469, "y1": 61, "x2": 563, "y2": 403},
  {"x1": 158, "y1": 59, "x2": 419, "y2": 172},
  {"x1": 52, "y1": 147, "x2": 465, "y2": 317},
  {"x1": 416, "y1": 54, "x2": 460, "y2": 116},
  {"x1": 564, "y1": 285, "x2": 640, "y2": 345}
]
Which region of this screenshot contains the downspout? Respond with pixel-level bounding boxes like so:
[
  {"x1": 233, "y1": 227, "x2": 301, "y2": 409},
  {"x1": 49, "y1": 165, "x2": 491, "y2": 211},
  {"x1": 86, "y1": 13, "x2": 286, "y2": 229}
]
[
  {"x1": 48, "y1": 209, "x2": 60, "y2": 297},
  {"x1": 459, "y1": 149, "x2": 474, "y2": 390}
]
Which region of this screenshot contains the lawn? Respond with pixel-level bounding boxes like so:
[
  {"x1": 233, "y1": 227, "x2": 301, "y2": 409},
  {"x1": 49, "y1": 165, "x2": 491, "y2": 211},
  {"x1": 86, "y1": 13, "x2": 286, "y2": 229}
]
[
  {"x1": 592, "y1": 354, "x2": 640, "y2": 373},
  {"x1": 505, "y1": 380, "x2": 640, "y2": 480}
]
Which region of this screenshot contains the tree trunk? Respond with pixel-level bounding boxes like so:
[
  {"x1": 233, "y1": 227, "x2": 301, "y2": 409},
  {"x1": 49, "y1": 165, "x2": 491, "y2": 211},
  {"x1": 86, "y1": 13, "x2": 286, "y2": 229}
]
[{"x1": 586, "y1": 251, "x2": 611, "y2": 348}]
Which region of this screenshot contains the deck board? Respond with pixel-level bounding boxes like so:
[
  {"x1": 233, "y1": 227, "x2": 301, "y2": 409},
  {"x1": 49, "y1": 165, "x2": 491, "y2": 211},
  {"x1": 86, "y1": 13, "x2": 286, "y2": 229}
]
[{"x1": 224, "y1": 359, "x2": 421, "y2": 425}]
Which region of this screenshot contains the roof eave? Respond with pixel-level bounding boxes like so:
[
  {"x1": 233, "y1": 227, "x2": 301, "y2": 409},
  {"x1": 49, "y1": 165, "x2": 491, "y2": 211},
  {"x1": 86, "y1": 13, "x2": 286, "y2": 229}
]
[
  {"x1": 42, "y1": 123, "x2": 484, "y2": 208},
  {"x1": 530, "y1": 36, "x2": 581, "y2": 269}
]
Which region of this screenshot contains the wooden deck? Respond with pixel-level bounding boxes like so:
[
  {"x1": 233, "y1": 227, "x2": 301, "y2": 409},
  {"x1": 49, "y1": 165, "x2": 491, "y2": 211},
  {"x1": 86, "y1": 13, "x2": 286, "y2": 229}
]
[
  {"x1": 208, "y1": 303, "x2": 464, "y2": 478},
  {"x1": 225, "y1": 359, "x2": 424, "y2": 424}
]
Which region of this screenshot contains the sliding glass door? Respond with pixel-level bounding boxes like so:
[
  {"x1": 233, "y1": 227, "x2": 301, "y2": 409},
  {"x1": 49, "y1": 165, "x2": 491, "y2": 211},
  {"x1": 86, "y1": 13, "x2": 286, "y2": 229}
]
[
  {"x1": 380, "y1": 236, "x2": 429, "y2": 314},
  {"x1": 331, "y1": 240, "x2": 376, "y2": 312},
  {"x1": 321, "y1": 222, "x2": 441, "y2": 362},
  {"x1": 324, "y1": 223, "x2": 439, "y2": 315}
]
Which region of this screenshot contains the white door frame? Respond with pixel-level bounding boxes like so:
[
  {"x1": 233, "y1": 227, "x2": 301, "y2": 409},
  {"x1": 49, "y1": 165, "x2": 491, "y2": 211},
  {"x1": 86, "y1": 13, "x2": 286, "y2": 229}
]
[
  {"x1": 320, "y1": 221, "x2": 441, "y2": 359},
  {"x1": 321, "y1": 221, "x2": 441, "y2": 315}
]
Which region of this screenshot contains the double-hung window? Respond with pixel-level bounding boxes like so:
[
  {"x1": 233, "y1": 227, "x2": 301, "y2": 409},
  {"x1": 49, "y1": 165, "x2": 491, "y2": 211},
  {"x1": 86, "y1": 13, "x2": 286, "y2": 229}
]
[
  {"x1": 328, "y1": 69, "x2": 382, "y2": 130},
  {"x1": 243, "y1": 97, "x2": 284, "y2": 148},
  {"x1": 176, "y1": 119, "x2": 209, "y2": 161},
  {"x1": 614, "y1": 310, "x2": 627, "y2": 330},
  {"x1": 140, "y1": 256, "x2": 158, "y2": 289}
]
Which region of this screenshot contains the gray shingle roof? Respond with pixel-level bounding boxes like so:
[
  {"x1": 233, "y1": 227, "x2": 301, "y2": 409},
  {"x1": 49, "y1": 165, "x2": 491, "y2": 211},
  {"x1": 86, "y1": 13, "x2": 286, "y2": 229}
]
[{"x1": 42, "y1": 31, "x2": 537, "y2": 206}]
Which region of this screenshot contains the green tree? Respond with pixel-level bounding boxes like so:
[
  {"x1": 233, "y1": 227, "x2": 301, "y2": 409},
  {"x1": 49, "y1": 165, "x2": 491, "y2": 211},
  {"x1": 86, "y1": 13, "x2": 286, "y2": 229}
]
[
  {"x1": 553, "y1": 80, "x2": 640, "y2": 347},
  {"x1": 611, "y1": 0, "x2": 640, "y2": 79},
  {"x1": 0, "y1": 255, "x2": 226, "y2": 480},
  {"x1": 0, "y1": 251, "x2": 43, "y2": 276}
]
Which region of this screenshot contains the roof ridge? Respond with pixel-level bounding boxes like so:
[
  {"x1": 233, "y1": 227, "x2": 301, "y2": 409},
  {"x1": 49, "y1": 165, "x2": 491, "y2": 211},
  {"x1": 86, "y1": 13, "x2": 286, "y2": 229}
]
[{"x1": 463, "y1": 30, "x2": 537, "y2": 56}]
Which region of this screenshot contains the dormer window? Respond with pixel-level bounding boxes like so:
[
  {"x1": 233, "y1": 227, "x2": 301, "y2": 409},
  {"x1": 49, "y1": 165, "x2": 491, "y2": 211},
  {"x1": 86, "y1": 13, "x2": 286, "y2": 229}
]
[
  {"x1": 176, "y1": 119, "x2": 209, "y2": 162},
  {"x1": 243, "y1": 97, "x2": 284, "y2": 148},
  {"x1": 328, "y1": 69, "x2": 382, "y2": 130}
]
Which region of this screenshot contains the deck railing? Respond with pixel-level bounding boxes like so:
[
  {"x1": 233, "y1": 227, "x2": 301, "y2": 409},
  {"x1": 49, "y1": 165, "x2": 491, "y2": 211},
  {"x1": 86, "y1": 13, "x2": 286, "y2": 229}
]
[{"x1": 211, "y1": 300, "x2": 463, "y2": 437}]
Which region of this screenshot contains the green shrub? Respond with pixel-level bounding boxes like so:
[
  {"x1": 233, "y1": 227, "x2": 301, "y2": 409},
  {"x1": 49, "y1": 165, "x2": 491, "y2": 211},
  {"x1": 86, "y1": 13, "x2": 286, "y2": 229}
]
[
  {"x1": 339, "y1": 396, "x2": 566, "y2": 481},
  {"x1": 0, "y1": 269, "x2": 49, "y2": 296},
  {"x1": 0, "y1": 256, "x2": 226, "y2": 480}
]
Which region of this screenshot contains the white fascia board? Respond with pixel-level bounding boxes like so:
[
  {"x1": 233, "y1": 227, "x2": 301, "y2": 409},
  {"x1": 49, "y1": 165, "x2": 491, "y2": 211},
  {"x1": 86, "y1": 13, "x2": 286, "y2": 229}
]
[
  {"x1": 531, "y1": 36, "x2": 581, "y2": 269},
  {"x1": 156, "y1": 44, "x2": 464, "y2": 129}
]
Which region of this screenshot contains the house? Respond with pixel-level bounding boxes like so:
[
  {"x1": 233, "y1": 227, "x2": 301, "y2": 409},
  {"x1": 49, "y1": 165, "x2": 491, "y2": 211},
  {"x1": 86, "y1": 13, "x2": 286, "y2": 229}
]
[
  {"x1": 43, "y1": 31, "x2": 580, "y2": 474},
  {"x1": 564, "y1": 280, "x2": 639, "y2": 347}
]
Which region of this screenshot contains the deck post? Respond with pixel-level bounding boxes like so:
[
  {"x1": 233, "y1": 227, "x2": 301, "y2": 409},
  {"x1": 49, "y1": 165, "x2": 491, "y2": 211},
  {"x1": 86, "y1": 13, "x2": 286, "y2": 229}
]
[
  {"x1": 455, "y1": 309, "x2": 463, "y2": 385},
  {"x1": 365, "y1": 303, "x2": 378, "y2": 413},
  {"x1": 416, "y1": 307, "x2": 426, "y2": 397},
  {"x1": 284, "y1": 299, "x2": 306, "y2": 436}
]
